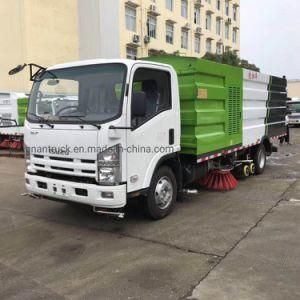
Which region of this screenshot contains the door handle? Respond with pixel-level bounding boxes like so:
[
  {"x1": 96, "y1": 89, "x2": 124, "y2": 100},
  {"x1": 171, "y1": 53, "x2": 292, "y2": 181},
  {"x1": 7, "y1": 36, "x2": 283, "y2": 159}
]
[{"x1": 169, "y1": 129, "x2": 174, "y2": 145}]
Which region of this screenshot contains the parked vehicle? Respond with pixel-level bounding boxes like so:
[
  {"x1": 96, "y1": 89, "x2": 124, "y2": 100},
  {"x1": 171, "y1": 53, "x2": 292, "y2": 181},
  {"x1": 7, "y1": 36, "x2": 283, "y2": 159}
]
[
  {"x1": 287, "y1": 100, "x2": 300, "y2": 126},
  {"x1": 0, "y1": 93, "x2": 27, "y2": 149},
  {"x1": 9, "y1": 57, "x2": 288, "y2": 219}
]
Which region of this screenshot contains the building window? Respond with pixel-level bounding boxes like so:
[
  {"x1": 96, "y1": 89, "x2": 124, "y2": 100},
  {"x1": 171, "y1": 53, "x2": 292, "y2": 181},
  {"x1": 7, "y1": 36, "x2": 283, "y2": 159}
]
[
  {"x1": 225, "y1": 0, "x2": 230, "y2": 16},
  {"x1": 216, "y1": 0, "x2": 221, "y2": 10},
  {"x1": 216, "y1": 43, "x2": 222, "y2": 55},
  {"x1": 233, "y1": 29, "x2": 237, "y2": 43},
  {"x1": 147, "y1": 16, "x2": 157, "y2": 38},
  {"x1": 216, "y1": 18, "x2": 221, "y2": 35},
  {"x1": 225, "y1": 24, "x2": 230, "y2": 39},
  {"x1": 225, "y1": 46, "x2": 231, "y2": 52},
  {"x1": 206, "y1": 13, "x2": 211, "y2": 30},
  {"x1": 233, "y1": 6, "x2": 237, "y2": 21},
  {"x1": 125, "y1": 6, "x2": 136, "y2": 32},
  {"x1": 181, "y1": 30, "x2": 188, "y2": 49},
  {"x1": 206, "y1": 39, "x2": 212, "y2": 53},
  {"x1": 126, "y1": 47, "x2": 137, "y2": 60},
  {"x1": 166, "y1": 23, "x2": 174, "y2": 44},
  {"x1": 181, "y1": 0, "x2": 188, "y2": 18},
  {"x1": 166, "y1": 0, "x2": 173, "y2": 11},
  {"x1": 194, "y1": 7, "x2": 200, "y2": 25},
  {"x1": 195, "y1": 36, "x2": 201, "y2": 53}
]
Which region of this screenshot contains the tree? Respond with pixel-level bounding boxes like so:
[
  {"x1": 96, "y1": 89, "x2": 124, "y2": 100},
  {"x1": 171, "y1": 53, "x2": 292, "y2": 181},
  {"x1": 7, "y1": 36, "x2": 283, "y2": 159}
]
[
  {"x1": 148, "y1": 49, "x2": 180, "y2": 56},
  {"x1": 203, "y1": 51, "x2": 260, "y2": 71},
  {"x1": 240, "y1": 59, "x2": 260, "y2": 72},
  {"x1": 148, "y1": 49, "x2": 260, "y2": 72}
]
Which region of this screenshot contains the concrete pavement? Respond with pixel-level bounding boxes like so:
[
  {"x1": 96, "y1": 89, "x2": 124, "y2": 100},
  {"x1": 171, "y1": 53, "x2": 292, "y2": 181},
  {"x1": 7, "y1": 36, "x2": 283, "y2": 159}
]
[{"x1": 0, "y1": 129, "x2": 299, "y2": 299}]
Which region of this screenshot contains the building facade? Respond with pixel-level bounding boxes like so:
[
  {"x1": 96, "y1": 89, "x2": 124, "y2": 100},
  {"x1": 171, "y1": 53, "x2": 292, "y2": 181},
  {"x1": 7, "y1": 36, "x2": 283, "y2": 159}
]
[
  {"x1": 288, "y1": 80, "x2": 300, "y2": 99},
  {"x1": 79, "y1": 0, "x2": 240, "y2": 60},
  {"x1": 0, "y1": 0, "x2": 79, "y2": 93},
  {"x1": 121, "y1": 0, "x2": 240, "y2": 59},
  {"x1": 0, "y1": 0, "x2": 240, "y2": 93}
]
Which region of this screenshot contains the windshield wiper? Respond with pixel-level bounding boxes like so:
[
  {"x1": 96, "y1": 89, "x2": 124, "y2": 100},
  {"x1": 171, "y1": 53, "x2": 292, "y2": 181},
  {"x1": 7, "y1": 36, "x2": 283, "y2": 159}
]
[
  {"x1": 59, "y1": 115, "x2": 101, "y2": 130},
  {"x1": 28, "y1": 113, "x2": 54, "y2": 128}
]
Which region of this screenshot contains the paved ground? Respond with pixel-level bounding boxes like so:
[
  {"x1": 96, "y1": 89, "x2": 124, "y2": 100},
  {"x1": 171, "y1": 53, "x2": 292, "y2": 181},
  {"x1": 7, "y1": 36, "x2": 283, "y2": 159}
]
[{"x1": 0, "y1": 129, "x2": 299, "y2": 300}]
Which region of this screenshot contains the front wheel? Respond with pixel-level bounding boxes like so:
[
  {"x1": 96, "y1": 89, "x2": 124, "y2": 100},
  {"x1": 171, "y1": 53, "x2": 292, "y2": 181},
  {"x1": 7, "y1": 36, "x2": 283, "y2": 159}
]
[
  {"x1": 145, "y1": 166, "x2": 177, "y2": 220},
  {"x1": 253, "y1": 144, "x2": 267, "y2": 175}
]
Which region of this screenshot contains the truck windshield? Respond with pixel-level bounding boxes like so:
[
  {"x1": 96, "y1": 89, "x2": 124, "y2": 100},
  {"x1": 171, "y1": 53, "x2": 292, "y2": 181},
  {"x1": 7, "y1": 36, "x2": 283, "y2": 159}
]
[
  {"x1": 27, "y1": 63, "x2": 127, "y2": 124},
  {"x1": 288, "y1": 102, "x2": 300, "y2": 113}
]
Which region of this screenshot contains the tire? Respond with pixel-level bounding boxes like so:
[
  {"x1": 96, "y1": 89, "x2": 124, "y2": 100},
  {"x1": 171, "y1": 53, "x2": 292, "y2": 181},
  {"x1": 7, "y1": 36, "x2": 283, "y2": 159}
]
[
  {"x1": 253, "y1": 144, "x2": 267, "y2": 175},
  {"x1": 249, "y1": 163, "x2": 256, "y2": 175},
  {"x1": 145, "y1": 166, "x2": 177, "y2": 220},
  {"x1": 243, "y1": 165, "x2": 250, "y2": 177}
]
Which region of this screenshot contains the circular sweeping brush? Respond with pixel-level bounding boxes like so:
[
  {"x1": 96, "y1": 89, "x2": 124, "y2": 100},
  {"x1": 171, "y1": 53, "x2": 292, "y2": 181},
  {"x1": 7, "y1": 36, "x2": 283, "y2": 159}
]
[{"x1": 200, "y1": 169, "x2": 238, "y2": 191}]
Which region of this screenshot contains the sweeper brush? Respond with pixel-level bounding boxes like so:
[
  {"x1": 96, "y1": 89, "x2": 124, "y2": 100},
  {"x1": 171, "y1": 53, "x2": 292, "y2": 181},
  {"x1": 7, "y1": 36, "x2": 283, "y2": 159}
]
[
  {"x1": 200, "y1": 169, "x2": 238, "y2": 191},
  {"x1": 0, "y1": 139, "x2": 23, "y2": 150},
  {"x1": 0, "y1": 139, "x2": 11, "y2": 149}
]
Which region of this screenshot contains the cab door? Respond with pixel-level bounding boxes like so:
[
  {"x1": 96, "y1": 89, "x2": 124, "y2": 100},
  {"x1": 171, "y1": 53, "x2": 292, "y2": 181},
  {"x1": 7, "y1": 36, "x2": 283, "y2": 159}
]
[{"x1": 126, "y1": 64, "x2": 180, "y2": 193}]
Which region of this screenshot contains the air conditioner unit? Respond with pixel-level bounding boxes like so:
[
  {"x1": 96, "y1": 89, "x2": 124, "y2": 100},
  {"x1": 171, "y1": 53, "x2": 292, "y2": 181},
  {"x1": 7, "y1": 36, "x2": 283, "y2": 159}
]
[
  {"x1": 149, "y1": 4, "x2": 157, "y2": 13},
  {"x1": 144, "y1": 35, "x2": 151, "y2": 44},
  {"x1": 133, "y1": 34, "x2": 140, "y2": 43},
  {"x1": 195, "y1": 27, "x2": 202, "y2": 34}
]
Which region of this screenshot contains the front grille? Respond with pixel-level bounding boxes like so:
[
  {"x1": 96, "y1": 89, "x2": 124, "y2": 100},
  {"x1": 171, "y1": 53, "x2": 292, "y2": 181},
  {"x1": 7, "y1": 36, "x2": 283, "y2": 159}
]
[
  {"x1": 34, "y1": 170, "x2": 98, "y2": 185},
  {"x1": 51, "y1": 166, "x2": 74, "y2": 172},
  {"x1": 50, "y1": 156, "x2": 73, "y2": 162},
  {"x1": 31, "y1": 155, "x2": 97, "y2": 179},
  {"x1": 82, "y1": 170, "x2": 95, "y2": 174},
  {"x1": 81, "y1": 159, "x2": 95, "y2": 164},
  {"x1": 35, "y1": 164, "x2": 45, "y2": 168}
]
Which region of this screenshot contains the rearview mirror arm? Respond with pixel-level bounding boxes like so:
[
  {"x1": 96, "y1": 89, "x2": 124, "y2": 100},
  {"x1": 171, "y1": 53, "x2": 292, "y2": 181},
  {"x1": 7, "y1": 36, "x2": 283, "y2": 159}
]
[{"x1": 8, "y1": 63, "x2": 51, "y2": 82}]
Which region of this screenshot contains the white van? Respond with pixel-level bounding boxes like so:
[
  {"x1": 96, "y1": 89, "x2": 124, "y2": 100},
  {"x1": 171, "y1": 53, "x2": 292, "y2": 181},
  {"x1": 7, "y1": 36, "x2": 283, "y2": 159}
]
[{"x1": 287, "y1": 100, "x2": 300, "y2": 126}]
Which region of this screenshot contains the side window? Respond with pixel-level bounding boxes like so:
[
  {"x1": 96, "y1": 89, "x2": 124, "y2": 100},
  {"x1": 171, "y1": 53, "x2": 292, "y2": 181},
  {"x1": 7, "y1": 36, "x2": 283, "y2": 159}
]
[{"x1": 131, "y1": 68, "x2": 171, "y2": 128}]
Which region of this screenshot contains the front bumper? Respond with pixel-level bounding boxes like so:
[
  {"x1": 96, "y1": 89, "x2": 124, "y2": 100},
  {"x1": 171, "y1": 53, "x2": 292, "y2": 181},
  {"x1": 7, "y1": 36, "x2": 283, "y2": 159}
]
[{"x1": 25, "y1": 173, "x2": 127, "y2": 208}]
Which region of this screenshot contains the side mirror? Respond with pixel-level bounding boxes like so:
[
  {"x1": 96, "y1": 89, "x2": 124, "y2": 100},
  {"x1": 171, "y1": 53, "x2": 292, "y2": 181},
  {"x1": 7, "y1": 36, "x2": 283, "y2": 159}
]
[
  {"x1": 132, "y1": 92, "x2": 146, "y2": 117},
  {"x1": 8, "y1": 64, "x2": 27, "y2": 76}
]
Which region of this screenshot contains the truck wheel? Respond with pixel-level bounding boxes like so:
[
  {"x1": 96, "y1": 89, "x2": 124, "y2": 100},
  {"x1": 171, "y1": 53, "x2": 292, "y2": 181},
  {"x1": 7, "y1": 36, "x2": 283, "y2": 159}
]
[
  {"x1": 249, "y1": 163, "x2": 256, "y2": 175},
  {"x1": 253, "y1": 144, "x2": 267, "y2": 175},
  {"x1": 145, "y1": 166, "x2": 177, "y2": 220}
]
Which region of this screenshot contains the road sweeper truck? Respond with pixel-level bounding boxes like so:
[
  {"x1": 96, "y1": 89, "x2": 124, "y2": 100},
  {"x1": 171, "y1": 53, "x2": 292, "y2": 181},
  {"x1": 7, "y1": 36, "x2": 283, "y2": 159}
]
[
  {"x1": 0, "y1": 93, "x2": 27, "y2": 150},
  {"x1": 9, "y1": 57, "x2": 287, "y2": 219}
]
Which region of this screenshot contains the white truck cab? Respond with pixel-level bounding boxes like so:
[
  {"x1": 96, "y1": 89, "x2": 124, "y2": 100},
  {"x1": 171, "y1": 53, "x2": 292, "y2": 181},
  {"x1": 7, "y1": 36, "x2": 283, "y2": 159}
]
[{"x1": 24, "y1": 59, "x2": 181, "y2": 219}]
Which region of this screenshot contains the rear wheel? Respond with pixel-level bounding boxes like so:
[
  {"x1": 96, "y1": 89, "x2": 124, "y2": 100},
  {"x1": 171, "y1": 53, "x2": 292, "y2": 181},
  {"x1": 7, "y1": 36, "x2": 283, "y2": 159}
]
[
  {"x1": 145, "y1": 166, "x2": 177, "y2": 220},
  {"x1": 253, "y1": 144, "x2": 267, "y2": 175}
]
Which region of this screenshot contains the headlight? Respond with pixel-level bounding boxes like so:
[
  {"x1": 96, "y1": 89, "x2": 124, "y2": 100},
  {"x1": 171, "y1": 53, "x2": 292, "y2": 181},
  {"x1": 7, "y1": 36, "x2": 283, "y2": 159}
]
[{"x1": 97, "y1": 144, "x2": 121, "y2": 185}]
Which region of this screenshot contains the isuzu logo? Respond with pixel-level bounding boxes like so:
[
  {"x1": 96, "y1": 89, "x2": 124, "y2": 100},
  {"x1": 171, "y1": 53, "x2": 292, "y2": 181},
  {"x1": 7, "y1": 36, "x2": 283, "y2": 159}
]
[{"x1": 48, "y1": 146, "x2": 70, "y2": 155}]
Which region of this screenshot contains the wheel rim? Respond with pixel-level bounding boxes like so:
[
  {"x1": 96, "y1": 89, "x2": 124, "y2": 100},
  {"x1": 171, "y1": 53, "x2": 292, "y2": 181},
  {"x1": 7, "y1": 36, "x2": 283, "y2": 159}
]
[
  {"x1": 154, "y1": 176, "x2": 173, "y2": 210},
  {"x1": 258, "y1": 149, "x2": 266, "y2": 169}
]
